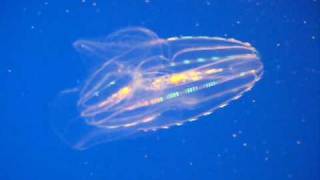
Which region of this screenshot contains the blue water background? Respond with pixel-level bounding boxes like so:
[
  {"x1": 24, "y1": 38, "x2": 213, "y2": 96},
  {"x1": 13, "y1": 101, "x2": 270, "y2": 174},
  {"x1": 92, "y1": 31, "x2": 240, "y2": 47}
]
[{"x1": 2, "y1": 0, "x2": 319, "y2": 179}]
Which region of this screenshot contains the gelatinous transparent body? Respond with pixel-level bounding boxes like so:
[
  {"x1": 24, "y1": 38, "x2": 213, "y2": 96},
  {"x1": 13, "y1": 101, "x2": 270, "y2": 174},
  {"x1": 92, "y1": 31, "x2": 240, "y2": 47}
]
[{"x1": 52, "y1": 27, "x2": 263, "y2": 150}]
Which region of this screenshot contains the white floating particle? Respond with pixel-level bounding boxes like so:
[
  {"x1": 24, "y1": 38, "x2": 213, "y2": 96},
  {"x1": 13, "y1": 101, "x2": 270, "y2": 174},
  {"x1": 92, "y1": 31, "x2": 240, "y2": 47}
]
[{"x1": 232, "y1": 133, "x2": 237, "y2": 138}]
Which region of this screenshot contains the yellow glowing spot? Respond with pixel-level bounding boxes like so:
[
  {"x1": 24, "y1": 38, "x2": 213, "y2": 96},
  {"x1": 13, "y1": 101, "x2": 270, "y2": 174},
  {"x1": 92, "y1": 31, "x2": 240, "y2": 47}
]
[
  {"x1": 118, "y1": 87, "x2": 131, "y2": 98},
  {"x1": 97, "y1": 87, "x2": 131, "y2": 108},
  {"x1": 170, "y1": 74, "x2": 187, "y2": 85}
]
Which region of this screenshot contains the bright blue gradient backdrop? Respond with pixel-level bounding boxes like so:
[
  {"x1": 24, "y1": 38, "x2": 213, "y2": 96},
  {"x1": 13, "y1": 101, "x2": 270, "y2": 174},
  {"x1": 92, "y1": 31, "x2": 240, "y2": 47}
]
[{"x1": 2, "y1": 0, "x2": 319, "y2": 179}]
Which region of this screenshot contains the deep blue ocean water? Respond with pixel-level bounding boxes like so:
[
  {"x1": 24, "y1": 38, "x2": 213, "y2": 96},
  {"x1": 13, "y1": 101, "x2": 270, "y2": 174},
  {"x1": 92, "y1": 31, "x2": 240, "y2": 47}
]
[{"x1": 2, "y1": 0, "x2": 319, "y2": 179}]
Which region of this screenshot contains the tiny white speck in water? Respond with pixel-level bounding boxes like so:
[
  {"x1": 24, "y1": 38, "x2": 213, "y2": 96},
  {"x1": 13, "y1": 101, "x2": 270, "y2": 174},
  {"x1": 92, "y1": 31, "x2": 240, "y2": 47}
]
[{"x1": 232, "y1": 133, "x2": 237, "y2": 138}]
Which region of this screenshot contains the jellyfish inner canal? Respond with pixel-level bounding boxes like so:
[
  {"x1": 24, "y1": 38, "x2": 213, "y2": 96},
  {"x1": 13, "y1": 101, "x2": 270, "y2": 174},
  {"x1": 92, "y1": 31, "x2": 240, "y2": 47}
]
[{"x1": 80, "y1": 53, "x2": 260, "y2": 131}]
